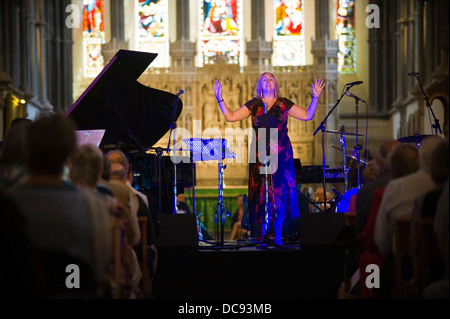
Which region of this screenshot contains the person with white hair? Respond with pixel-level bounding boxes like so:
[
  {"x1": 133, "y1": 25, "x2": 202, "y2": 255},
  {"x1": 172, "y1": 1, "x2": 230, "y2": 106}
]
[{"x1": 374, "y1": 135, "x2": 445, "y2": 255}]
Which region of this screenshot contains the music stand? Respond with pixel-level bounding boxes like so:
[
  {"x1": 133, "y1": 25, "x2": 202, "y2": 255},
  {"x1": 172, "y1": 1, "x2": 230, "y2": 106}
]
[{"x1": 182, "y1": 138, "x2": 236, "y2": 248}]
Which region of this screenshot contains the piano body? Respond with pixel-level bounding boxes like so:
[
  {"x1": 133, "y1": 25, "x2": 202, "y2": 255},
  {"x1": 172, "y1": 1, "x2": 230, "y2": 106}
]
[{"x1": 66, "y1": 49, "x2": 193, "y2": 214}]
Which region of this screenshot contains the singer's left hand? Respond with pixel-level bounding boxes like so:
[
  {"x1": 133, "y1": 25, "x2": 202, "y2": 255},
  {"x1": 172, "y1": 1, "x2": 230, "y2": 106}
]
[{"x1": 312, "y1": 78, "x2": 326, "y2": 97}]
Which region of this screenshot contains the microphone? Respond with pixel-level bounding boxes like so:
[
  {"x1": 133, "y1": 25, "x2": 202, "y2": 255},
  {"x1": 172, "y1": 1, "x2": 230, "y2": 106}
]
[
  {"x1": 263, "y1": 102, "x2": 268, "y2": 114},
  {"x1": 345, "y1": 91, "x2": 366, "y2": 103},
  {"x1": 408, "y1": 72, "x2": 419, "y2": 77},
  {"x1": 346, "y1": 81, "x2": 363, "y2": 87},
  {"x1": 176, "y1": 89, "x2": 184, "y2": 97}
]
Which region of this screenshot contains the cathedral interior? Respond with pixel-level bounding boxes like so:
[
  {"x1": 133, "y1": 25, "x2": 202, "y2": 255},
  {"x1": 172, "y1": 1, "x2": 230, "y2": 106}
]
[
  {"x1": 1, "y1": 0, "x2": 448, "y2": 227},
  {"x1": 0, "y1": 0, "x2": 449, "y2": 302}
]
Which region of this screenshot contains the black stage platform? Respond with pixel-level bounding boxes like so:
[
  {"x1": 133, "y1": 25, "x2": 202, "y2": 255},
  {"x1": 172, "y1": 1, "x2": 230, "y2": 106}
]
[
  {"x1": 152, "y1": 244, "x2": 345, "y2": 299},
  {"x1": 152, "y1": 212, "x2": 349, "y2": 299}
]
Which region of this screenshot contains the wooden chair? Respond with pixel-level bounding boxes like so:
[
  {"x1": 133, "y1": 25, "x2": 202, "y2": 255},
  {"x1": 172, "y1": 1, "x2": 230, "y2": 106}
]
[
  {"x1": 344, "y1": 212, "x2": 356, "y2": 226},
  {"x1": 412, "y1": 217, "x2": 442, "y2": 298},
  {"x1": 138, "y1": 216, "x2": 150, "y2": 297},
  {"x1": 111, "y1": 218, "x2": 128, "y2": 299},
  {"x1": 394, "y1": 215, "x2": 412, "y2": 298}
]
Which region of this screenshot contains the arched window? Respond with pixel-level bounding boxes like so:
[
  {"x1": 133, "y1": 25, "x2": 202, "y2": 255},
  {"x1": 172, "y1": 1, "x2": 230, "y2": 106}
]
[
  {"x1": 273, "y1": 0, "x2": 305, "y2": 66},
  {"x1": 336, "y1": 0, "x2": 356, "y2": 74},
  {"x1": 136, "y1": 0, "x2": 169, "y2": 68},
  {"x1": 198, "y1": 0, "x2": 243, "y2": 66},
  {"x1": 83, "y1": 0, "x2": 105, "y2": 78}
]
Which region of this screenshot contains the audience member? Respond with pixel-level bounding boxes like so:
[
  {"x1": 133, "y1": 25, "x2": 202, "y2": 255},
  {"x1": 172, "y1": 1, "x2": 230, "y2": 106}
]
[
  {"x1": 176, "y1": 193, "x2": 192, "y2": 214},
  {"x1": 127, "y1": 161, "x2": 158, "y2": 297},
  {"x1": 0, "y1": 190, "x2": 44, "y2": 298},
  {"x1": 411, "y1": 137, "x2": 449, "y2": 219},
  {"x1": 68, "y1": 143, "x2": 141, "y2": 297},
  {"x1": 358, "y1": 143, "x2": 419, "y2": 298},
  {"x1": 0, "y1": 117, "x2": 32, "y2": 150},
  {"x1": 355, "y1": 139, "x2": 401, "y2": 236},
  {"x1": 338, "y1": 140, "x2": 405, "y2": 298},
  {"x1": 408, "y1": 137, "x2": 448, "y2": 298},
  {"x1": 374, "y1": 136, "x2": 444, "y2": 255},
  {"x1": 230, "y1": 194, "x2": 249, "y2": 241},
  {"x1": 106, "y1": 149, "x2": 160, "y2": 297},
  {"x1": 422, "y1": 178, "x2": 449, "y2": 299},
  {"x1": 0, "y1": 118, "x2": 32, "y2": 190},
  {"x1": 6, "y1": 113, "x2": 113, "y2": 298}
]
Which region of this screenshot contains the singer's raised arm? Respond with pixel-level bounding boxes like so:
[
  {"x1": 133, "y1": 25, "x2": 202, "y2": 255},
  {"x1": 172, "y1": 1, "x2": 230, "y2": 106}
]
[{"x1": 214, "y1": 79, "x2": 251, "y2": 122}]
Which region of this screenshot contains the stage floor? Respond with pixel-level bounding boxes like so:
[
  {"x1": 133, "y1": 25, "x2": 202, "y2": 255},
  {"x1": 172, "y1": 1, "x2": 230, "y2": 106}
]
[{"x1": 152, "y1": 240, "x2": 346, "y2": 299}]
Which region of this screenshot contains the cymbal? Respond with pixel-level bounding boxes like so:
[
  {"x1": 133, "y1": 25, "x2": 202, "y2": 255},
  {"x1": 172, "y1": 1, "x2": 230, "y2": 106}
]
[
  {"x1": 398, "y1": 134, "x2": 433, "y2": 143},
  {"x1": 332, "y1": 145, "x2": 353, "y2": 156},
  {"x1": 324, "y1": 129, "x2": 363, "y2": 136},
  {"x1": 347, "y1": 154, "x2": 368, "y2": 165}
]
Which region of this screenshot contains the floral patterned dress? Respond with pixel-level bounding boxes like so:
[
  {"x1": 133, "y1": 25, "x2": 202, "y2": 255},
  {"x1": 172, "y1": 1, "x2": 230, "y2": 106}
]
[{"x1": 244, "y1": 97, "x2": 300, "y2": 231}]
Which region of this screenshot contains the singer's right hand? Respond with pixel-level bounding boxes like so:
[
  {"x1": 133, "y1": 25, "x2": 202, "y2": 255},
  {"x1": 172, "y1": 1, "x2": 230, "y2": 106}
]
[{"x1": 214, "y1": 80, "x2": 223, "y2": 102}]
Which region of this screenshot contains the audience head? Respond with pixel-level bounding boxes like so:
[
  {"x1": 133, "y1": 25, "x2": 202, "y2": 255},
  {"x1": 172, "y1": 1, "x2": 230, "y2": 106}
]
[
  {"x1": 418, "y1": 136, "x2": 445, "y2": 175},
  {"x1": 388, "y1": 143, "x2": 419, "y2": 179},
  {"x1": 26, "y1": 113, "x2": 77, "y2": 178},
  {"x1": 105, "y1": 149, "x2": 129, "y2": 169},
  {"x1": 429, "y1": 137, "x2": 449, "y2": 186},
  {"x1": 375, "y1": 139, "x2": 401, "y2": 173},
  {"x1": 101, "y1": 154, "x2": 111, "y2": 181},
  {"x1": 110, "y1": 162, "x2": 127, "y2": 181},
  {"x1": 0, "y1": 119, "x2": 32, "y2": 164},
  {"x1": 8, "y1": 117, "x2": 33, "y2": 130},
  {"x1": 363, "y1": 160, "x2": 379, "y2": 182},
  {"x1": 69, "y1": 144, "x2": 104, "y2": 188}
]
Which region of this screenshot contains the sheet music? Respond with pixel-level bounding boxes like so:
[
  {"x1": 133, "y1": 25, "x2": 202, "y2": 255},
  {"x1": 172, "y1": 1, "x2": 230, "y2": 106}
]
[
  {"x1": 75, "y1": 129, "x2": 106, "y2": 147},
  {"x1": 182, "y1": 138, "x2": 236, "y2": 162}
]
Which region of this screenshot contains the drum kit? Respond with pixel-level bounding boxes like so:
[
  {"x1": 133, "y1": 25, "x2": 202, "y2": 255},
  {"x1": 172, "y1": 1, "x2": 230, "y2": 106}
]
[
  {"x1": 327, "y1": 129, "x2": 435, "y2": 213},
  {"x1": 304, "y1": 126, "x2": 367, "y2": 213}
]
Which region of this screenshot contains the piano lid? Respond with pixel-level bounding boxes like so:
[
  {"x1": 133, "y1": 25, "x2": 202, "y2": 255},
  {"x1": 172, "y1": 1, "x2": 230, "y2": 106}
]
[{"x1": 65, "y1": 49, "x2": 183, "y2": 152}]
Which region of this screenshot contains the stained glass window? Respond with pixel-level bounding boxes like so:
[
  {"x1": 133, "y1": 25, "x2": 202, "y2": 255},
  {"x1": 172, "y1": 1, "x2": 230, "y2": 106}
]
[
  {"x1": 336, "y1": 0, "x2": 355, "y2": 74},
  {"x1": 136, "y1": 0, "x2": 169, "y2": 68},
  {"x1": 273, "y1": 0, "x2": 305, "y2": 66},
  {"x1": 83, "y1": 0, "x2": 105, "y2": 78},
  {"x1": 199, "y1": 0, "x2": 242, "y2": 66}
]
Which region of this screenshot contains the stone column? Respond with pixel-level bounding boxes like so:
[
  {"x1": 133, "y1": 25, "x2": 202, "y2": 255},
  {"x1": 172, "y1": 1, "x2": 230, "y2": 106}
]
[
  {"x1": 28, "y1": 0, "x2": 53, "y2": 114},
  {"x1": 310, "y1": 0, "x2": 339, "y2": 166},
  {"x1": 103, "y1": 0, "x2": 129, "y2": 64},
  {"x1": 245, "y1": 0, "x2": 272, "y2": 73},
  {"x1": 170, "y1": 0, "x2": 196, "y2": 73}
]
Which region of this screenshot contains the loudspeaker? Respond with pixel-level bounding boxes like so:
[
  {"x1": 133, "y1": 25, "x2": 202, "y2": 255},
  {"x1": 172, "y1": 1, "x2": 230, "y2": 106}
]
[
  {"x1": 154, "y1": 214, "x2": 198, "y2": 250},
  {"x1": 299, "y1": 212, "x2": 346, "y2": 247}
]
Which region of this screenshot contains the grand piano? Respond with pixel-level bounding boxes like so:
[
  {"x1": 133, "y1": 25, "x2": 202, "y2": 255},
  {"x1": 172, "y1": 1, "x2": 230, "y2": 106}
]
[{"x1": 65, "y1": 49, "x2": 193, "y2": 214}]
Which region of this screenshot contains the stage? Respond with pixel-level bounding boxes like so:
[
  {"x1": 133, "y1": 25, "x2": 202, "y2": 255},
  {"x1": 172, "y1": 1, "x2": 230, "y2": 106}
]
[{"x1": 152, "y1": 242, "x2": 346, "y2": 299}]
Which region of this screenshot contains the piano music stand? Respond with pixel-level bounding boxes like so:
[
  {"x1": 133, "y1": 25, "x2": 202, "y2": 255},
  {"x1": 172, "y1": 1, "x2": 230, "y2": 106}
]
[{"x1": 183, "y1": 138, "x2": 236, "y2": 248}]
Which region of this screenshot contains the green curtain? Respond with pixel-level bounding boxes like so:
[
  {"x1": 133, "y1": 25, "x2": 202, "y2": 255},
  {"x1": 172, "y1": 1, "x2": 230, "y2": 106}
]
[{"x1": 184, "y1": 188, "x2": 247, "y2": 234}]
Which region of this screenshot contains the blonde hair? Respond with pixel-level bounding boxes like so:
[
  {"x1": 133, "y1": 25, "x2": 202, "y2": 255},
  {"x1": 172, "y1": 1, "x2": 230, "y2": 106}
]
[{"x1": 255, "y1": 72, "x2": 280, "y2": 98}]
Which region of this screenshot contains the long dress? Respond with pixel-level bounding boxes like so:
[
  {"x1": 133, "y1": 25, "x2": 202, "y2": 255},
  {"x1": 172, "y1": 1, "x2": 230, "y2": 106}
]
[{"x1": 244, "y1": 97, "x2": 299, "y2": 234}]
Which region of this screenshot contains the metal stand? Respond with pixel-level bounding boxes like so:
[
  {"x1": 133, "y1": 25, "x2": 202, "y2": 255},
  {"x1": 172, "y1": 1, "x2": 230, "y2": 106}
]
[
  {"x1": 313, "y1": 87, "x2": 349, "y2": 212},
  {"x1": 182, "y1": 137, "x2": 236, "y2": 248},
  {"x1": 167, "y1": 89, "x2": 184, "y2": 214},
  {"x1": 339, "y1": 133, "x2": 349, "y2": 193},
  {"x1": 215, "y1": 159, "x2": 227, "y2": 247},
  {"x1": 411, "y1": 73, "x2": 442, "y2": 135}
]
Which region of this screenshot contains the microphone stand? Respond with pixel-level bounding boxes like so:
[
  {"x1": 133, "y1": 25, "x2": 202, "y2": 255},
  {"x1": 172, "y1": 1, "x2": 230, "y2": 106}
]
[
  {"x1": 166, "y1": 89, "x2": 184, "y2": 214},
  {"x1": 412, "y1": 73, "x2": 442, "y2": 135},
  {"x1": 263, "y1": 102, "x2": 271, "y2": 241},
  {"x1": 352, "y1": 99, "x2": 363, "y2": 188},
  {"x1": 313, "y1": 87, "x2": 349, "y2": 212}
]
